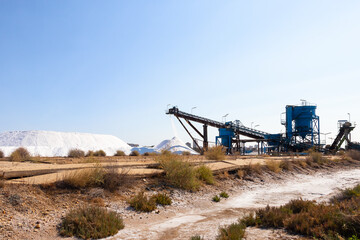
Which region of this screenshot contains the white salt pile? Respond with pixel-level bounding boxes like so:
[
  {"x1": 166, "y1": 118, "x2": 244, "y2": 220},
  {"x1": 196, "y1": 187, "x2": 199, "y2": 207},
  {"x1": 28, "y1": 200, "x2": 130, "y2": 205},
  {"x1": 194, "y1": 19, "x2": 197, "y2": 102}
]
[
  {"x1": 154, "y1": 136, "x2": 198, "y2": 154},
  {"x1": 0, "y1": 130, "x2": 132, "y2": 157}
]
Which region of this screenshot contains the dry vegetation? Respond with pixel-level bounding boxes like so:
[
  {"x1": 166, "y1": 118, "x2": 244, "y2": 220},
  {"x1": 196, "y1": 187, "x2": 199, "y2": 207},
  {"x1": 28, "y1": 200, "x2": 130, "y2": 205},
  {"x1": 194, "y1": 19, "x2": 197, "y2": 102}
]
[
  {"x1": 205, "y1": 146, "x2": 226, "y2": 160},
  {"x1": 129, "y1": 150, "x2": 140, "y2": 156},
  {"x1": 68, "y1": 148, "x2": 85, "y2": 158},
  {"x1": 0, "y1": 149, "x2": 4, "y2": 158},
  {"x1": 60, "y1": 205, "x2": 124, "y2": 239},
  {"x1": 114, "y1": 150, "x2": 126, "y2": 156},
  {"x1": 9, "y1": 147, "x2": 31, "y2": 161}
]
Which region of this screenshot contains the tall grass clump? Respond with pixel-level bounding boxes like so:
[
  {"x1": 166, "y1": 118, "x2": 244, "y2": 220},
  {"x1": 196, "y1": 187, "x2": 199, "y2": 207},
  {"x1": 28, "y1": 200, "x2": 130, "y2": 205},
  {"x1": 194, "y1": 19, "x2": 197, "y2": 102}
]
[
  {"x1": 216, "y1": 221, "x2": 246, "y2": 240},
  {"x1": 265, "y1": 160, "x2": 282, "y2": 173},
  {"x1": 128, "y1": 192, "x2": 156, "y2": 212},
  {"x1": 205, "y1": 146, "x2": 225, "y2": 160},
  {"x1": 9, "y1": 147, "x2": 31, "y2": 161},
  {"x1": 114, "y1": 150, "x2": 126, "y2": 156},
  {"x1": 63, "y1": 166, "x2": 105, "y2": 188},
  {"x1": 129, "y1": 150, "x2": 140, "y2": 156},
  {"x1": 60, "y1": 206, "x2": 124, "y2": 239},
  {"x1": 151, "y1": 193, "x2": 172, "y2": 206},
  {"x1": 195, "y1": 165, "x2": 215, "y2": 185},
  {"x1": 93, "y1": 150, "x2": 106, "y2": 157},
  {"x1": 68, "y1": 149, "x2": 85, "y2": 158},
  {"x1": 306, "y1": 149, "x2": 325, "y2": 165},
  {"x1": 157, "y1": 154, "x2": 200, "y2": 191},
  {"x1": 0, "y1": 150, "x2": 4, "y2": 158}
]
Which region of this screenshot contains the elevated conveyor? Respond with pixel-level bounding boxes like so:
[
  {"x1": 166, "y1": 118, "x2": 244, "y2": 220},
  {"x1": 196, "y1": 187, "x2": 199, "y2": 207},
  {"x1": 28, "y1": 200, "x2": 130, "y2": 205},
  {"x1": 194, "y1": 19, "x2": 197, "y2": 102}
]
[{"x1": 329, "y1": 121, "x2": 355, "y2": 153}]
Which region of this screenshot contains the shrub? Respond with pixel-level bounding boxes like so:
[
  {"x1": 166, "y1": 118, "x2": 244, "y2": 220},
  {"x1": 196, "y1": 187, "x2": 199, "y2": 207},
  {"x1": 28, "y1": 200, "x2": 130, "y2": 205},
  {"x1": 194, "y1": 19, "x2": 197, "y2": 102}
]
[
  {"x1": 10, "y1": 147, "x2": 31, "y2": 161},
  {"x1": 332, "y1": 184, "x2": 360, "y2": 202},
  {"x1": 86, "y1": 150, "x2": 94, "y2": 157},
  {"x1": 63, "y1": 166, "x2": 105, "y2": 189},
  {"x1": 68, "y1": 149, "x2": 85, "y2": 158},
  {"x1": 129, "y1": 150, "x2": 140, "y2": 156},
  {"x1": 151, "y1": 193, "x2": 172, "y2": 206},
  {"x1": 157, "y1": 154, "x2": 200, "y2": 191},
  {"x1": 182, "y1": 151, "x2": 191, "y2": 156},
  {"x1": 213, "y1": 195, "x2": 221, "y2": 202},
  {"x1": 195, "y1": 165, "x2": 215, "y2": 185},
  {"x1": 60, "y1": 206, "x2": 124, "y2": 239},
  {"x1": 279, "y1": 160, "x2": 294, "y2": 171},
  {"x1": 128, "y1": 192, "x2": 156, "y2": 212},
  {"x1": 143, "y1": 152, "x2": 150, "y2": 156},
  {"x1": 247, "y1": 163, "x2": 262, "y2": 174},
  {"x1": 205, "y1": 146, "x2": 225, "y2": 160},
  {"x1": 0, "y1": 150, "x2": 4, "y2": 158},
  {"x1": 266, "y1": 160, "x2": 282, "y2": 173},
  {"x1": 103, "y1": 168, "x2": 131, "y2": 192},
  {"x1": 237, "y1": 170, "x2": 244, "y2": 179},
  {"x1": 216, "y1": 222, "x2": 246, "y2": 240},
  {"x1": 220, "y1": 191, "x2": 229, "y2": 198},
  {"x1": 307, "y1": 150, "x2": 325, "y2": 164},
  {"x1": 94, "y1": 150, "x2": 106, "y2": 157},
  {"x1": 161, "y1": 149, "x2": 172, "y2": 155},
  {"x1": 114, "y1": 150, "x2": 126, "y2": 156}
]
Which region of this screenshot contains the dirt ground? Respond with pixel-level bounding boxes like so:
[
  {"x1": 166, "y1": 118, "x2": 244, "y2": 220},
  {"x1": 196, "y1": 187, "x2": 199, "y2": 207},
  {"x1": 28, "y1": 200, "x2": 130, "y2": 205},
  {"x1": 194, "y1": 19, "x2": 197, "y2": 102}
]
[{"x1": 0, "y1": 156, "x2": 359, "y2": 240}]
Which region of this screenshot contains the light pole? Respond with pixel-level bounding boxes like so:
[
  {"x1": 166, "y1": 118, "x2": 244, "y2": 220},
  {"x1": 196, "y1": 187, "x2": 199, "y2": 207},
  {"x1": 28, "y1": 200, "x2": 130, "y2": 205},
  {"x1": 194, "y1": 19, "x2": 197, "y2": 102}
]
[
  {"x1": 191, "y1": 107, "x2": 197, "y2": 114},
  {"x1": 222, "y1": 114, "x2": 229, "y2": 123}
]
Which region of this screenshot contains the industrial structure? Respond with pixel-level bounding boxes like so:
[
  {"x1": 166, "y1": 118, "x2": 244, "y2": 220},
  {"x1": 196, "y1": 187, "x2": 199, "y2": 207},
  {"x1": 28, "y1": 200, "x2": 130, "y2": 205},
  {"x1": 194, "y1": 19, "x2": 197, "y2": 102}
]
[{"x1": 166, "y1": 101, "x2": 359, "y2": 154}]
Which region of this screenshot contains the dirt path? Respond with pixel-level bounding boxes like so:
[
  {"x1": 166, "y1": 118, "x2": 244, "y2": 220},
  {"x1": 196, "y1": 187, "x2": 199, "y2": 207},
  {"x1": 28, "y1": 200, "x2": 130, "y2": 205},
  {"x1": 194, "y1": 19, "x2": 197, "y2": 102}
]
[{"x1": 111, "y1": 168, "x2": 360, "y2": 240}]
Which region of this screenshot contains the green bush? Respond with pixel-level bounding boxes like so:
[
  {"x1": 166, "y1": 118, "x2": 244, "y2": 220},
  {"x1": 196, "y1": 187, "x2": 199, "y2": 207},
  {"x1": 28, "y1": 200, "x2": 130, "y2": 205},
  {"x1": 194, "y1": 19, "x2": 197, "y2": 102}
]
[
  {"x1": 220, "y1": 191, "x2": 229, "y2": 198},
  {"x1": 205, "y1": 146, "x2": 225, "y2": 160},
  {"x1": 114, "y1": 150, "x2": 126, "y2": 156},
  {"x1": 0, "y1": 150, "x2": 4, "y2": 158},
  {"x1": 129, "y1": 150, "x2": 140, "y2": 156},
  {"x1": 151, "y1": 193, "x2": 172, "y2": 206},
  {"x1": 128, "y1": 192, "x2": 156, "y2": 212},
  {"x1": 94, "y1": 150, "x2": 106, "y2": 157},
  {"x1": 158, "y1": 154, "x2": 200, "y2": 191},
  {"x1": 213, "y1": 195, "x2": 221, "y2": 202},
  {"x1": 216, "y1": 222, "x2": 246, "y2": 240},
  {"x1": 195, "y1": 165, "x2": 215, "y2": 185},
  {"x1": 10, "y1": 147, "x2": 31, "y2": 161},
  {"x1": 68, "y1": 149, "x2": 85, "y2": 158},
  {"x1": 60, "y1": 205, "x2": 124, "y2": 239}
]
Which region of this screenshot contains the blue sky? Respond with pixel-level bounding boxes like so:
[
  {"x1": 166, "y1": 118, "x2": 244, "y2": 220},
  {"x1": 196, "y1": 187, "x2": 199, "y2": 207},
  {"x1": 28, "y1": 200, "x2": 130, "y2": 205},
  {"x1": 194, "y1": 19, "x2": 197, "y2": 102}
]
[{"x1": 1, "y1": 1, "x2": 360, "y2": 146}]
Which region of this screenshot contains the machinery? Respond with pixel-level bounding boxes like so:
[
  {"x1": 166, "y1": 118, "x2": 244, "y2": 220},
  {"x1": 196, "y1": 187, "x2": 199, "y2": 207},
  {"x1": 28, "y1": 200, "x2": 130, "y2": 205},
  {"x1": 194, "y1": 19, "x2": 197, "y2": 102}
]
[{"x1": 166, "y1": 101, "x2": 356, "y2": 154}]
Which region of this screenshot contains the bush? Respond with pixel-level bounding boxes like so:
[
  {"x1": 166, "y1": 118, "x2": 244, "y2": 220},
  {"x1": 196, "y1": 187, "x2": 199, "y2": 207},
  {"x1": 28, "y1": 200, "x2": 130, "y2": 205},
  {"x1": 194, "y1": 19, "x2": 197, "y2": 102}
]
[
  {"x1": 129, "y1": 150, "x2": 140, "y2": 156},
  {"x1": 190, "y1": 236, "x2": 204, "y2": 240},
  {"x1": 205, "y1": 146, "x2": 225, "y2": 160},
  {"x1": 220, "y1": 191, "x2": 229, "y2": 198},
  {"x1": 63, "y1": 166, "x2": 105, "y2": 189},
  {"x1": 279, "y1": 160, "x2": 294, "y2": 171},
  {"x1": 60, "y1": 205, "x2": 124, "y2": 239},
  {"x1": 216, "y1": 222, "x2": 246, "y2": 240},
  {"x1": 213, "y1": 195, "x2": 221, "y2": 202},
  {"x1": 195, "y1": 165, "x2": 215, "y2": 185},
  {"x1": 114, "y1": 150, "x2": 126, "y2": 156},
  {"x1": 93, "y1": 150, "x2": 106, "y2": 157},
  {"x1": 266, "y1": 160, "x2": 282, "y2": 173},
  {"x1": 151, "y1": 193, "x2": 172, "y2": 206},
  {"x1": 86, "y1": 150, "x2": 94, "y2": 157},
  {"x1": 307, "y1": 150, "x2": 325, "y2": 165},
  {"x1": 0, "y1": 150, "x2": 4, "y2": 158},
  {"x1": 128, "y1": 192, "x2": 156, "y2": 212},
  {"x1": 103, "y1": 168, "x2": 131, "y2": 192},
  {"x1": 10, "y1": 147, "x2": 31, "y2": 161},
  {"x1": 68, "y1": 149, "x2": 85, "y2": 158},
  {"x1": 332, "y1": 184, "x2": 360, "y2": 202},
  {"x1": 158, "y1": 154, "x2": 200, "y2": 191}
]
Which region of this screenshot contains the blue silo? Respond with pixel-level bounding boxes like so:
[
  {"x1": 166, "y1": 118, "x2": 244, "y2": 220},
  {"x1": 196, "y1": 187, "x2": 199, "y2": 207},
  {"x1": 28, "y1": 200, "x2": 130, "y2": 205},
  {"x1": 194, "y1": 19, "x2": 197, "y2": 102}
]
[{"x1": 284, "y1": 102, "x2": 320, "y2": 150}]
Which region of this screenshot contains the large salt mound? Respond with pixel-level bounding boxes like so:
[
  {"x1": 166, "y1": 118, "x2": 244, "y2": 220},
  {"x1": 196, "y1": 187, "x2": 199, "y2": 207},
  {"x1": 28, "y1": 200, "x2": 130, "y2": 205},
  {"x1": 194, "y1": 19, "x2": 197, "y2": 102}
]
[
  {"x1": 0, "y1": 130, "x2": 132, "y2": 157},
  {"x1": 154, "y1": 136, "x2": 198, "y2": 154}
]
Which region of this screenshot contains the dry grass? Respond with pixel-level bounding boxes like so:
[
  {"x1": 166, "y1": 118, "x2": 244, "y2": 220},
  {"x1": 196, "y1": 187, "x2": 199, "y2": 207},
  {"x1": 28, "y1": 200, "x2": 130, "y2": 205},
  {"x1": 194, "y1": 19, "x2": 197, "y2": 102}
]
[
  {"x1": 63, "y1": 165, "x2": 106, "y2": 189},
  {"x1": 265, "y1": 160, "x2": 282, "y2": 173},
  {"x1": 157, "y1": 154, "x2": 200, "y2": 191},
  {"x1": 237, "y1": 169, "x2": 245, "y2": 179},
  {"x1": 216, "y1": 221, "x2": 246, "y2": 240},
  {"x1": 247, "y1": 163, "x2": 262, "y2": 174},
  {"x1": 9, "y1": 147, "x2": 31, "y2": 161},
  {"x1": 152, "y1": 193, "x2": 172, "y2": 206},
  {"x1": 279, "y1": 160, "x2": 294, "y2": 171},
  {"x1": 103, "y1": 167, "x2": 131, "y2": 192},
  {"x1": 205, "y1": 146, "x2": 226, "y2": 160},
  {"x1": 347, "y1": 150, "x2": 360, "y2": 161},
  {"x1": 60, "y1": 205, "x2": 124, "y2": 239}
]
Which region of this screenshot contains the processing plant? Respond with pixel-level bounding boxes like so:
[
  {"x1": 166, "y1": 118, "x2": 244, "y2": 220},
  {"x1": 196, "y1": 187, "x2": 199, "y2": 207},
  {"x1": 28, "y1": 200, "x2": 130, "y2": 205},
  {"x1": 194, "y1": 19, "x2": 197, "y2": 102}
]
[{"x1": 166, "y1": 101, "x2": 359, "y2": 154}]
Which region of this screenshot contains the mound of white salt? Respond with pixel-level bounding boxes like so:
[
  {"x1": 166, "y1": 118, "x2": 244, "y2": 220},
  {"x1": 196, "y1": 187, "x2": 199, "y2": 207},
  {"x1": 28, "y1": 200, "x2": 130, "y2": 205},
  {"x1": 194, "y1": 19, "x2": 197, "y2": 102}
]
[
  {"x1": 155, "y1": 136, "x2": 198, "y2": 154},
  {"x1": 0, "y1": 130, "x2": 132, "y2": 157}
]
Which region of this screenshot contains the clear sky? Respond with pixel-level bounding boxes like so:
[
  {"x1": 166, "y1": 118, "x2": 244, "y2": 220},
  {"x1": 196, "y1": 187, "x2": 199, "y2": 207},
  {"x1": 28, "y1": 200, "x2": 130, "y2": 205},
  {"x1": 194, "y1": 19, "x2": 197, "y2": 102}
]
[{"x1": 1, "y1": 1, "x2": 360, "y2": 146}]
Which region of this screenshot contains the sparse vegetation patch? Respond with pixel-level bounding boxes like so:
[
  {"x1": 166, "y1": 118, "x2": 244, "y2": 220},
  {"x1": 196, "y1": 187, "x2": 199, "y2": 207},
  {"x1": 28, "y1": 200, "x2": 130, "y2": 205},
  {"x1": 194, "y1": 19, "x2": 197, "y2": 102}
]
[
  {"x1": 195, "y1": 165, "x2": 215, "y2": 185},
  {"x1": 128, "y1": 192, "x2": 156, "y2": 212},
  {"x1": 10, "y1": 147, "x2": 31, "y2": 161},
  {"x1": 68, "y1": 148, "x2": 85, "y2": 158},
  {"x1": 205, "y1": 146, "x2": 225, "y2": 160},
  {"x1": 152, "y1": 193, "x2": 172, "y2": 206},
  {"x1": 130, "y1": 150, "x2": 140, "y2": 156},
  {"x1": 114, "y1": 150, "x2": 126, "y2": 156},
  {"x1": 216, "y1": 221, "x2": 246, "y2": 240}
]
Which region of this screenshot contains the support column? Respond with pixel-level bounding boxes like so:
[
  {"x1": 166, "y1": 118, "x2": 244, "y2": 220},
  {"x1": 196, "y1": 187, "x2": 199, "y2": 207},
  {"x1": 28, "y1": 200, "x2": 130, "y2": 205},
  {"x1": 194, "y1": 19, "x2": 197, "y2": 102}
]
[
  {"x1": 257, "y1": 141, "x2": 260, "y2": 155},
  {"x1": 203, "y1": 125, "x2": 208, "y2": 152}
]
